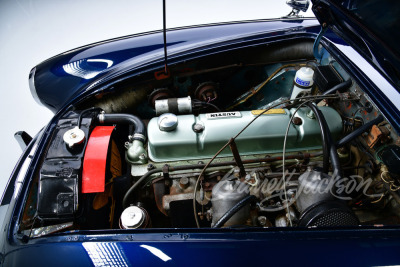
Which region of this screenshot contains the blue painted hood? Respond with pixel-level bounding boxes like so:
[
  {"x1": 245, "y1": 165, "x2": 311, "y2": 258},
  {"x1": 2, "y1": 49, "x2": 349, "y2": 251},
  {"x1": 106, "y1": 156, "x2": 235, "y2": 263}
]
[
  {"x1": 4, "y1": 230, "x2": 400, "y2": 266},
  {"x1": 29, "y1": 19, "x2": 319, "y2": 113},
  {"x1": 312, "y1": 0, "x2": 400, "y2": 92}
]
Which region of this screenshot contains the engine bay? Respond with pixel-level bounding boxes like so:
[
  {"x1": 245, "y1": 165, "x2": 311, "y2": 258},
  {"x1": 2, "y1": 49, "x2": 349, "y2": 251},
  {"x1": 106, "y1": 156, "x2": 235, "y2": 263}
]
[{"x1": 20, "y1": 40, "x2": 400, "y2": 236}]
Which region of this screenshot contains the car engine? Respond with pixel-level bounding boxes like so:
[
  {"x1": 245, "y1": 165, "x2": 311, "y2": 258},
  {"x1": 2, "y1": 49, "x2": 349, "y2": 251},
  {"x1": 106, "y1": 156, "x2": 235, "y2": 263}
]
[{"x1": 20, "y1": 40, "x2": 400, "y2": 235}]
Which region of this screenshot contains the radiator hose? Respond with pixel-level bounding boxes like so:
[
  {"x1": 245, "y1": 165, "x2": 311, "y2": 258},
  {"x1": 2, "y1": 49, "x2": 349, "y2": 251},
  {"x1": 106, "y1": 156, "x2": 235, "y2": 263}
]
[
  {"x1": 97, "y1": 113, "x2": 146, "y2": 142},
  {"x1": 97, "y1": 113, "x2": 148, "y2": 165}
]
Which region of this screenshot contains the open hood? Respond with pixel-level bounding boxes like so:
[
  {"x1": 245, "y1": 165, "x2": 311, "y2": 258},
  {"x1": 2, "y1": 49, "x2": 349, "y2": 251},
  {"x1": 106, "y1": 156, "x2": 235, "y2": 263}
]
[
  {"x1": 312, "y1": 0, "x2": 400, "y2": 91},
  {"x1": 28, "y1": 19, "x2": 318, "y2": 113}
]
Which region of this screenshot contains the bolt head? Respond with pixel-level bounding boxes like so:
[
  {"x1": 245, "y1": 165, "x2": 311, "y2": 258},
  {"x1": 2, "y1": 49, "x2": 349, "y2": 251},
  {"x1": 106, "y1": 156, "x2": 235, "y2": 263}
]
[
  {"x1": 193, "y1": 123, "x2": 205, "y2": 133},
  {"x1": 179, "y1": 177, "x2": 190, "y2": 189},
  {"x1": 292, "y1": 117, "x2": 303, "y2": 125},
  {"x1": 147, "y1": 164, "x2": 155, "y2": 171}
]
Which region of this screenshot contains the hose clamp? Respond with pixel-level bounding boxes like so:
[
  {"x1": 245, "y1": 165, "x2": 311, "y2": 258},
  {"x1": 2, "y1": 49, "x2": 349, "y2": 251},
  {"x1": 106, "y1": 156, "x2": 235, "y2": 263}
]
[
  {"x1": 98, "y1": 113, "x2": 105, "y2": 123},
  {"x1": 133, "y1": 133, "x2": 146, "y2": 142}
]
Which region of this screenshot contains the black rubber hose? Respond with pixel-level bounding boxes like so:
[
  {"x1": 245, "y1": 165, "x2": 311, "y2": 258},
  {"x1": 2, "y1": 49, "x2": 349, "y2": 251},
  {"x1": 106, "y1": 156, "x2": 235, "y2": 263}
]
[
  {"x1": 78, "y1": 107, "x2": 103, "y2": 128},
  {"x1": 328, "y1": 141, "x2": 343, "y2": 197},
  {"x1": 203, "y1": 102, "x2": 221, "y2": 112},
  {"x1": 336, "y1": 115, "x2": 384, "y2": 148},
  {"x1": 322, "y1": 80, "x2": 352, "y2": 96},
  {"x1": 123, "y1": 168, "x2": 161, "y2": 208},
  {"x1": 192, "y1": 99, "x2": 221, "y2": 112},
  {"x1": 213, "y1": 195, "x2": 256, "y2": 228},
  {"x1": 307, "y1": 103, "x2": 343, "y2": 184},
  {"x1": 97, "y1": 113, "x2": 146, "y2": 142},
  {"x1": 306, "y1": 103, "x2": 330, "y2": 173}
]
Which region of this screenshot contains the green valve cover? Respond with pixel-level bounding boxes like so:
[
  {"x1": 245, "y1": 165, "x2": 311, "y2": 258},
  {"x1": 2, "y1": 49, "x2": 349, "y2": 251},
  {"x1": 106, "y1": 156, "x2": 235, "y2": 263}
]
[{"x1": 147, "y1": 107, "x2": 342, "y2": 162}]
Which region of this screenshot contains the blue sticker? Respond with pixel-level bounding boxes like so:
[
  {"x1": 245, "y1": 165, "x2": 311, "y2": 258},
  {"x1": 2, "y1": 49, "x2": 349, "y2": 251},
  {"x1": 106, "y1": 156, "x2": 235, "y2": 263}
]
[{"x1": 295, "y1": 77, "x2": 311, "y2": 87}]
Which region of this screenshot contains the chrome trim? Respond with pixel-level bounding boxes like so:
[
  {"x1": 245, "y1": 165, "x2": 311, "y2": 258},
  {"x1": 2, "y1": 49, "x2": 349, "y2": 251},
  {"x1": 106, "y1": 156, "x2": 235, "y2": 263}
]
[
  {"x1": 13, "y1": 142, "x2": 38, "y2": 200},
  {"x1": 98, "y1": 113, "x2": 105, "y2": 123},
  {"x1": 29, "y1": 67, "x2": 43, "y2": 106},
  {"x1": 284, "y1": 0, "x2": 310, "y2": 18}
]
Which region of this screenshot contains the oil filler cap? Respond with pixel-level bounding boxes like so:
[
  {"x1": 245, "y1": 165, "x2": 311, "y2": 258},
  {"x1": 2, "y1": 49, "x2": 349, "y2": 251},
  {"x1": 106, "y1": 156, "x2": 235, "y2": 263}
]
[
  {"x1": 63, "y1": 126, "x2": 85, "y2": 148},
  {"x1": 158, "y1": 113, "x2": 178, "y2": 132}
]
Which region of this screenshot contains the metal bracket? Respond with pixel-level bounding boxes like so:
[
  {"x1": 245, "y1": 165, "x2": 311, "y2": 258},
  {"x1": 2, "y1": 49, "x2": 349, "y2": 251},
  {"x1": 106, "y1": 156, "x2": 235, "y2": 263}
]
[
  {"x1": 162, "y1": 164, "x2": 170, "y2": 180},
  {"x1": 14, "y1": 131, "x2": 32, "y2": 151},
  {"x1": 228, "y1": 138, "x2": 246, "y2": 178}
]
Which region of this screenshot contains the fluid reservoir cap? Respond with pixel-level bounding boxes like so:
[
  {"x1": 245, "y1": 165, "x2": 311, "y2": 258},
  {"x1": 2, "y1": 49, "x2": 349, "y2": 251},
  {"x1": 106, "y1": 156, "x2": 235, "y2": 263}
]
[
  {"x1": 158, "y1": 113, "x2": 178, "y2": 131},
  {"x1": 63, "y1": 126, "x2": 85, "y2": 148},
  {"x1": 294, "y1": 67, "x2": 314, "y2": 88},
  {"x1": 120, "y1": 206, "x2": 145, "y2": 229}
]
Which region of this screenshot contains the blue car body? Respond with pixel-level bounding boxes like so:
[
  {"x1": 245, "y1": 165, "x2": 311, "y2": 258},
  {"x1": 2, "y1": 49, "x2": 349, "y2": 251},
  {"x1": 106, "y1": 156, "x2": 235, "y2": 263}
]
[{"x1": 2, "y1": 1, "x2": 400, "y2": 266}]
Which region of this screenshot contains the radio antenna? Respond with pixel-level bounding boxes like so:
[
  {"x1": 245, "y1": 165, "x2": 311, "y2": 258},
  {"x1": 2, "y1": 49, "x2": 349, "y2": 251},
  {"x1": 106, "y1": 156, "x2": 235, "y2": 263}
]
[{"x1": 163, "y1": 0, "x2": 168, "y2": 74}]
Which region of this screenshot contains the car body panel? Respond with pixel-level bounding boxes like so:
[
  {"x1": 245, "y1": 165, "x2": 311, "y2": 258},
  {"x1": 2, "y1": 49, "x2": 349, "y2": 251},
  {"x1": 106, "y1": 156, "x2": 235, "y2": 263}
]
[
  {"x1": 30, "y1": 19, "x2": 319, "y2": 113},
  {"x1": 312, "y1": 0, "x2": 400, "y2": 92},
  {"x1": 3, "y1": 230, "x2": 400, "y2": 266}
]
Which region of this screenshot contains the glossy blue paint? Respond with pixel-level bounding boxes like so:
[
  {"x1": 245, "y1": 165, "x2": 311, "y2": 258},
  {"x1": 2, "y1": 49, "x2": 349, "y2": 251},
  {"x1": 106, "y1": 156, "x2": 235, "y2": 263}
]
[
  {"x1": 3, "y1": 16, "x2": 400, "y2": 267},
  {"x1": 3, "y1": 230, "x2": 400, "y2": 266},
  {"x1": 31, "y1": 19, "x2": 319, "y2": 113},
  {"x1": 312, "y1": 0, "x2": 400, "y2": 92}
]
